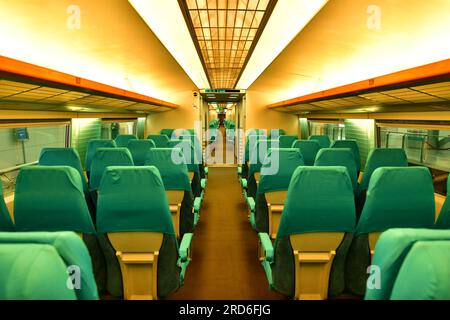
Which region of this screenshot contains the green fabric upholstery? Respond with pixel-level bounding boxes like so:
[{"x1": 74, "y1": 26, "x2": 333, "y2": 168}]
[
  {"x1": 39, "y1": 148, "x2": 88, "y2": 191},
  {"x1": 0, "y1": 243, "x2": 77, "y2": 300},
  {"x1": 89, "y1": 148, "x2": 134, "y2": 191},
  {"x1": 435, "y1": 174, "x2": 450, "y2": 229},
  {"x1": 85, "y1": 140, "x2": 116, "y2": 173},
  {"x1": 96, "y1": 166, "x2": 182, "y2": 298},
  {"x1": 390, "y1": 241, "x2": 450, "y2": 300},
  {"x1": 292, "y1": 140, "x2": 320, "y2": 166},
  {"x1": 144, "y1": 148, "x2": 191, "y2": 191},
  {"x1": 244, "y1": 134, "x2": 267, "y2": 163},
  {"x1": 314, "y1": 148, "x2": 358, "y2": 191},
  {"x1": 114, "y1": 134, "x2": 137, "y2": 148},
  {"x1": 255, "y1": 148, "x2": 304, "y2": 233},
  {"x1": 309, "y1": 135, "x2": 331, "y2": 148},
  {"x1": 148, "y1": 134, "x2": 170, "y2": 147},
  {"x1": 0, "y1": 181, "x2": 14, "y2": 231},
  {"x1": 365, "y1": 228, "x2": 450, "y2": 300},
  {"x1": 278, "y1": 135, "x2": 298, "y2": 148},
  {"x1": 14, "y1": 166, "x2": 95, "y2": 234},
  {"x1": 359, "y1": 148, "x2": 408, "y2": 192},
  {"x1": 356, "y1": 167, "x2": 435, "y2": 235},
  {"x1": 179, "y1": 135, "x2": 203, "y2": 166},
  {"x1": 270, "y1": 166, "x2": 356, "y2": 297},
  {"x1": 168, "y1": 140, "x2": 199, "y2": 174},
  {"x1": 347, "y1": 167, "x2": 435, "y2": 296},
  {"x1": 126, "y1": 140, "x2": 156, "y2": 166},
  {"x1": 160, "y1": 129, "x2": 175, "y2": 139},
  {"x1": 0, "y1": 231, "x2": 99, "y2": 300},
  {"x1": 331, "y1": 139, "x2": 361, "y2": 172}
]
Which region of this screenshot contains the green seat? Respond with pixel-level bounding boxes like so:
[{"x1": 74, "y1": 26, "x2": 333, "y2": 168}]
[
  {"x1": 278, "y1": 135, "x2": 298, "y2": 148},
  {"x1": 365, "y1": 228, "x2": 450, "y2": 300},
  {"x1": 346, "y1": 167, "x2": 435, "y2": 296},
  {"x1": 39, "y1": 148, "x2": 88, "y2": 191},
  {"x1": 145, "y1": 148, "x2": 195, "y2": 238},
  {"x1": 85, "y1": 140, "x2": 117, "y2": 175},
  {"x1": 258, "y1": 167, "x2": 355, "y2": 299},
  {"x1": 292, "y1": 140, "x2": 320, "y2": 166},
  {"x1": 97, "y1": 166, "x2": 192, "y2": 299},
  {"x1": 331, "y1": 139, "x2": 361, "y2": 173},
  {"x1": 314, "y1": 148, "x2": 358, "y2": 191},
  {"x1": 0, "y1": 243, "x2": 77, "y2": 300},
  {"x1": 147, "y1": 134, "x2": 170, "y2": 147},
  {"x1": 268, "y1": 129, "x2": 286, "y2": 138},
  {"x1": 160, "y1": 129, "x2": 175, "y2": 139},
  {"x1": 89, "y1": 148, "x2": 134, "y2": 192},
  {"x1": 0, "y1": 231, "x2": 99, "y2": 300},
  {"x1": 240, "y1": 134, "x2": 266, "y2": 180},
  {"x1": 0, "y1": 181, "x2": 14, "y2": 231},
  {"x1": 309, "y1": 135, "x2": 331, "y2": 148},
  {"x1": 254, "y1": 148, "x2": 304, "y2": 233},
  {"x1": 390, "y1": 241, "x2": 450, "y2": 300},
  {"x1": 126, "y1": 140, "x2": 156, "y2": 166},
  {"x1": 435, "y1": 174, "x2": 450, "y2": 229},
  {"x1": 114, "y1": 134, "x2": 138, "y2": 148}
]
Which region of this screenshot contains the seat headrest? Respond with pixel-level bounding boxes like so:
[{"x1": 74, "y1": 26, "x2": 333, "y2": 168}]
[
  {"x1": 0, "y1": 243, "x2": 78, "y2": 300},
  {"x1": 245, "y1": 134, "x2": 267, "y2": 162},
  {"x1": 248, "y1": 140, "x2": 279, "y2": 177},
  {"x1": 160, "y1": 128, "x2": 175, "y2": 139},
  {"x1": 0, "y1": 181, "x2": 14, "y2": 231},
  {"x1": 145, "y1": 148, "x2": 191, "y2": 191},
  {"x1": 390, "y1": 241, "x2": 450, "y2": 300},
  {"x1": 356, "y1": 167, "x2": 435, "y2": 235},
  {"x1": 314, "y1": 148, "x2": 358, "y2": 191},
  {"x1": 85, "y1": 140, "x2": 117, "y2": 172},
  {"x1": 309, "y1": 135, "x2": 331, "y2": 148},
  {"x1": 39, "y1": 148, "x2": 87, "y2": 191},
  {"x1": 147, "y1": 134, "x2": 170, "y2": 147},
  {"x1": 365, "y1": 228, "x2": 450, "y2": 300},
  {"x1": 292, "y1": 140, "x2": 321, "y2": 166},
  {"x1": 278, "y1": 135, "x2": 298, "y2": 148},
  {"x1": 89, "y1": 148, "x2": 134, "y2": 191},
  {"x1": 0, "y1": 231, "x2": 98, "y2": 300},
  {"x1": 277, "y1": 166, "x2": 355, "y2": 238},
  {"x1": 126, "y1": 140, "x2": 156, "y2": 166},
  {"x1": 360, "y1": 148, "x2": 408, "y2": 191},
  {"x1": 331, "y1": 139, "x2": 361, "y2": 171},
  {"x1": 258, "y1": 148, "x2": 304, "y2": 195},
  {"x1": 114, "y1": 134, "x2": 138, "y2": 147},
  {"x1": 14, "y1": 166, "x2": 95, "y2": 234},
  {"x1": 97, "y1": 166, "x2": 175, "y2": 235}
]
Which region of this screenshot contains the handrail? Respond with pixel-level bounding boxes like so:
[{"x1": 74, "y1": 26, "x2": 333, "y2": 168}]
[{"x1": 0, "y1": 161, "x2": 38, "y2": 175}]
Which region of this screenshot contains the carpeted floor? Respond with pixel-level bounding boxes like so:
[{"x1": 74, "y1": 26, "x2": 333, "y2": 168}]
[{"x1": 168, "y1": 167, "x2": 286, "y2": 300}]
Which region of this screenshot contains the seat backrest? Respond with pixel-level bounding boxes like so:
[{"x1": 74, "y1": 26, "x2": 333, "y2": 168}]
[
  {"x1": 356, "y1": 167, "x2": 435, "y2": 236},
  {"x1": 309, "y1": 135, "x2": 331, "y2": 148},
  {"x1": 276, "y1": 166, "x2": 356, "y2": 239},
  {"x1": 366, "y1": 228, "x2": 450, "y2": 300},
  {"x1": 114, "y1": 134, "x2": 138, "y2": 147},
  {"x1": 331, "y1": 139, "x2": 361, "y2": 172},
  {"x1": 147, "y1": 134, "x2": 170, "y2": 148},
  {"x1": 39, "y1": 147, "x2": 88, "y2": 191},
  {"x1": 314, "y1": 148, "x2": 358, "y2": 191},
  {"x1": 390, "y1": 240, "x2": 450, "y2": 300},
  {"x1": 14, "y1": 166, "x2": 95, "y2": 234},
  {"x1": 0, "y1": 231, "x2": 99, "y2": 300},
  {"x1": 245, "y1": 134, "x2": 266, "y2": 162},
  {"x1": 0, "y1": 181, "x2": 14, "y2": 231},
  {"x1": 248, "y1": 140, "x2": 279, "y2": 177},
  {"x1": 97, "y1": 166, "x2": 175, "y2": 235},
  {"x1": 160, "y1": 129, "x2": 175, "y2": 139},
  {"x1": 168, "y1": 140, "x2": 199, "y2": 174},
  {"x1": 0, "y1": 243, "x2": 78, "y2": 300},
  {"x1": 359, "y1": 148, "x2": 408, "y2": 192},
  {"x1": 179, "y1": 134, "x2": 203, "y2": 164},
  {"x1": 144, "y1": 148, "x2": 191, "y2": 191},
  {"x1": 278, "y1": 135, "x2": 298, "y2": 148},
  {"x1": 85, "y1": 139, "x2": 117, "y2": 172},
  {"x1": 126, "y1": 140, "x2": 156, "y2": 166},
  {"x1": 435, "y1": 174, "x2": 450, "y2": 229},
  {"x1": 292, "y1": 140, "x2": 321, "y2": 166},
  {"x1": 258, "y1": 148, "x2": 304, "y2": 195},
  {"x1": 89, "y1": 148, "x2": 134, "y2": 191}
]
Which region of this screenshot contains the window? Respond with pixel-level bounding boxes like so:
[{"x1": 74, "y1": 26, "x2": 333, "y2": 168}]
[
  {"x1": 101, "y1": 120, "x2": 137, "y2": 140},
  {"x1": 309, "y1": 121, "x2": 345, "y2": 141}
]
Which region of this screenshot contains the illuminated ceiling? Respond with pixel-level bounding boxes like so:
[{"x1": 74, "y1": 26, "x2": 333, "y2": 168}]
[{"x1": 179, "y1": 0, "x2": 277, "y2": 89}]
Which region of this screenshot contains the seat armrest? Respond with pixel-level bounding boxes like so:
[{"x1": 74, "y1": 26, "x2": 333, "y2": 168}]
[
  {"x1": 237, "y1": 167, "x2": 242, "y2": 175},
  {"x1": 179, "y1": 233, "x2": 194, "y2": 263},
  {"x1": 200, "y1": 178, "x2": 206, "y2": 189},
  {"x1": 247, "y1": 197, "x2": 255, "y2": 212},
  {"x1": 241, "y1": 178, "x2": 247, "y2": 189},
  {"x1": 193, "y1": 197, "x2": 202, "y2": 213},
  {"x1": 258, "y1": 233, "x2": 274, "y2": 262},
  {"x1": 204, "y1": 167, "x2": 208, "y2": 175}
]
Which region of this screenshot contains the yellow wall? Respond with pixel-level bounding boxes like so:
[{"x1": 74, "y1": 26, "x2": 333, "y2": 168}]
[{"x1": 245, "y1": 90, "x2": 299, "y2": 135}]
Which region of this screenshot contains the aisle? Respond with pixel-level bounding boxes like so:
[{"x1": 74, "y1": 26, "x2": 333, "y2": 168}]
[{"x1": 168, "y1": 167, "x2": 285, "y2": 300}]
